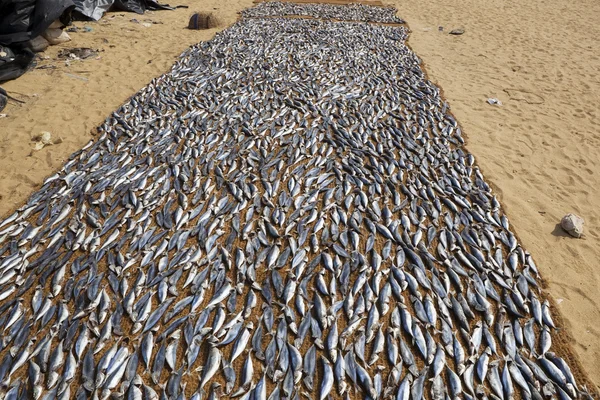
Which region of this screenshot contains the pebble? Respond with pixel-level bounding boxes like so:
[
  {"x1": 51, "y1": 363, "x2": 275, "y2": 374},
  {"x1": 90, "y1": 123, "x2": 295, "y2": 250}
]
[
  {"x1": 449, "y1": 28, "x2": 465, "y2": 35},
  {"x1": 561, "y1": 213, "x2": 584, "y2": 238}
]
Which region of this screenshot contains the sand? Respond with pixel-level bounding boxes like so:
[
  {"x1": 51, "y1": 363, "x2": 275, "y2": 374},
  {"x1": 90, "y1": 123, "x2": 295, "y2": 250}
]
[{"x1": 0, "y1": 0, "x2": 599, "y2": 390}]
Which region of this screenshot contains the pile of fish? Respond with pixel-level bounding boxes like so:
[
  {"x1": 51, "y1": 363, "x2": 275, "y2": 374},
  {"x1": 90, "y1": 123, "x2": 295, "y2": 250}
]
[
  {"x1": 241, "y1": 1, "x2": 404, "y2": 23},
  {"x1": 0, "y1": 3, "x2": 591, "y2": 400}
]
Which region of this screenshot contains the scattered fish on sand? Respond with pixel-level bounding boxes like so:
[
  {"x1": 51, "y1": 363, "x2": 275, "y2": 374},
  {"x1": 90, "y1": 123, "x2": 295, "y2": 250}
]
[
  {"x1": 241, "y1": 1, "x2": 404, "y2": 23},
  {"x1": 0, "y1": 3, "x2": 591, "y2": 399}
]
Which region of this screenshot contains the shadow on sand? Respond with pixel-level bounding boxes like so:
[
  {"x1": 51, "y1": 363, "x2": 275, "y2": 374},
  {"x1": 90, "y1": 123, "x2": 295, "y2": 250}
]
[{"x1": 551, "y1": 223, "x2": 572, "y2": 238}]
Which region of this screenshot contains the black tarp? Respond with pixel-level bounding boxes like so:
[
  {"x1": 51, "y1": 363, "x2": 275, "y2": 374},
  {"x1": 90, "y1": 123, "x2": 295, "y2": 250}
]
[
  {"x1": 0, "y1": 0, "x2": 172, "y2": 82},
  {"x1": 0, "y1": 0, "x2": 75, "y2": 45},
  {"x1": 0, "y1": 87, "x2": 7, "y2": 111},
  {"x1": 0, "y1": 45, "x2": 35, "y2": 82},
  {"x1": 0, "y1": 0, "x2": 74, "y2": 81},
  {"x1": 73, "y1": 0, "x2": 173, "y2": 21}
]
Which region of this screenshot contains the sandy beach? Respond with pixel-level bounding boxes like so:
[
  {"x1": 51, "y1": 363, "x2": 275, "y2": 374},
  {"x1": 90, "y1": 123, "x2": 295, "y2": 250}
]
[{"x1": 0, "y1": 0, "x2": 598, "y2": 390}]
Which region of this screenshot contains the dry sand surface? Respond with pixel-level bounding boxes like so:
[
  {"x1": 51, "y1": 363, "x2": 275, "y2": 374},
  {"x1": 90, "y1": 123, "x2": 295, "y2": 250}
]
[{"x1": 1, "y1": 0, "x2": 599, "y2": 390}]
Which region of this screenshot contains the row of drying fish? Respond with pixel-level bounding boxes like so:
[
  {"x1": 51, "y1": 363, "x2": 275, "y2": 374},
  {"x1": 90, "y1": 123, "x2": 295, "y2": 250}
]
[
  {"x1": 240, "y1": 1, "x2": 404, "y2": 23},
  {"x1": 0, "y1": 3, "x2": 591, "y2": 400}
]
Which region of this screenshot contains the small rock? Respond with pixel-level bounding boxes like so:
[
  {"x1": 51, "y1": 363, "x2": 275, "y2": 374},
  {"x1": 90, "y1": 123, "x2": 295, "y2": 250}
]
[
  {"x1": 487, "y1": 98, "x2": 502, "y2": 106},
  {"x1": 561, "y1": 213, "x2": 584, "y2": 238},
  {"x1": 449, "y1": 28, "x2": 465, "y2": 35}
]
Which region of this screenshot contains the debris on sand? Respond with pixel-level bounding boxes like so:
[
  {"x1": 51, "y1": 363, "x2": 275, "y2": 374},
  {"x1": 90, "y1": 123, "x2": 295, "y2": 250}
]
[
  {"x1": 31, "y1": 131, "x2": 63, "y2": 152},
  {"x1": 188, "y1": 12, "x2": 219, "y2": 29},
  {"x1": 57, "y1": 47, "x2": 99, "y2": 60}
]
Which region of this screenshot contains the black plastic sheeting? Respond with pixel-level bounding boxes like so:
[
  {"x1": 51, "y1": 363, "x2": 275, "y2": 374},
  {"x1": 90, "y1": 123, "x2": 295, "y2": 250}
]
[
  {"x1": 0, "y1": 0, "x2": 173, "y2": 83},
  {"x1": 73, "y1": 0, "x2": 173, "y2": 21},
  {"x1": 0, "y1": 87, "x2": 7, "y2": 111},
  {"x1": 0, "y1": 0, "x2": 75, "y2": 45},
  {"x1": 0, "y1": 45, "x2": 36, "y2": 82},
  {"x1": 0, "y1": 0, "x2": 73, "y2": 82}
]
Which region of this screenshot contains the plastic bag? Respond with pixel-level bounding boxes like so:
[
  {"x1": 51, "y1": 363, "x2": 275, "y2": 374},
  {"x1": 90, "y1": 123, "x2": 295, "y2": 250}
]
[{"x1": 0, "y1": 45, "x2": 35, "y2": 82}]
